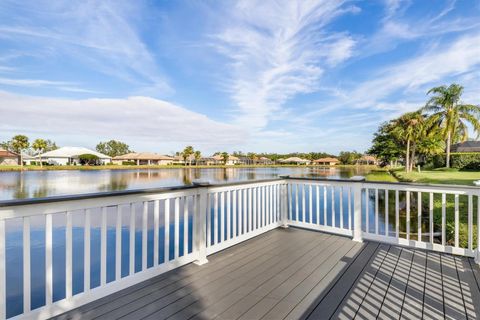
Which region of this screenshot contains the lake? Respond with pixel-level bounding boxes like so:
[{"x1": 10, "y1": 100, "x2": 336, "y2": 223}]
[{"x1": 0, "y1": 166, "x2": 374, "y2": 201}]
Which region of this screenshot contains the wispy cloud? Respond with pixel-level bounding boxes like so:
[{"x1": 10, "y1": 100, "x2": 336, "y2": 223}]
[
  {"x1": 0, "y1": 1, "x2": 171, "y2": 95},
  {"x1": 210, "y1": 0, "x2": 358, "y2": 129},
  {"x1": 0, "y1": 91, "x2": 247, "y2": 152}
]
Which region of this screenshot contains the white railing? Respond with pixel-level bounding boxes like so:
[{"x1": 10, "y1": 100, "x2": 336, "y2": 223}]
[{"x1": 0, "y1": 177, "x2": 478, "y2": 319}]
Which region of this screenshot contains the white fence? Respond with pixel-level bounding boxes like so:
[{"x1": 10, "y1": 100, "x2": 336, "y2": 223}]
[{"x1": 0, "y1": 177, "x2": 478, "y2": 319}]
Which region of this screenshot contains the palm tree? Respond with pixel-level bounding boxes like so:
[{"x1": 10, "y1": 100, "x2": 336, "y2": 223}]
[
  {"x1": 32, "y1": 138, "x2": 47, "y2": 167},
  {"x1": 194, "y1": 150, "x2": 201, "y2": 166},
  {"x1": 10, "y1": 135, "x2": 30, "y2": 168},
  {"x1": 221, "y1": 152, "x2": 229, "y2": 165},
  {"x1": 182, "y1": 146, "x2": 194, "y2": 166},
  {"x1": 391, "y1": 111, "x2": 424, "y2": 172},
  {"x1": 423, "y1": 84, "x2": 480, "y2": 168}
]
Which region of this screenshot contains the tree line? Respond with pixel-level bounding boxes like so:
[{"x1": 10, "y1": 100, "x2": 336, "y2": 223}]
[{"x1": 369, "y1": 84, "x2": 479, "y2": 172}]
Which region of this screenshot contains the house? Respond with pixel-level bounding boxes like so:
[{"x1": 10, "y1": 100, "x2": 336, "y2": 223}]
[
  {"x1": 0, "y1": 148, "x2": 19, "y2": 165},
  {"x1": 278, "y1": 157, "x2": 310, "y2": 165},
  {"x1": 356, "y1": 155, "x2": 379, "y2": 165},
  {"x1": 451, "y1": 141, "x2": 480, "y2": 152},
  {"x1": 210, "y1": 154, "x2": 240, "y2": 165},
  {"x1": 36, "y1": 146, "x2": 111, "y2": 165},
  {"x1": 112, "y1": 152, "x2": 174, "y2": 165},
  {"x1": 313, "y1": 157, "x2": 340, "y2": 166},
  {"x1": 257, "y1": 157, "x2": 274, "y2": 165},
  {"x1": 172, "y1": 154, "x2": 196, "y2": 165}
]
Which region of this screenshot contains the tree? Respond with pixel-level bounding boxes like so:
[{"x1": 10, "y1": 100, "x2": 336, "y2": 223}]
[
  {"x1": 391, "y1": 111, "x2": 425, "y2": 172},
  {"x1": 96, "y1": 140, "x2": 131, "y2": 157},
  {"x1": 338, "y1": 151, "x2": 362, "y2": 165},
  {"x1": 32, "y1": 138, "x2": 47, "y2": 167},
  {"x1": 10, "y1": 135, "x2": 29, "y2": 167},
  {"x1": 78, "y1": 154, "x2": 100, "y2": 165},
  {"x1": 44, "y1": 139, "x2": 58, "y2": 152},
  {"x1": 194, "y1": 150, "x2": 201, "y2": 166},
  {"x1": 182, "y1": 146, "x2": 194, "y2": 166},
  {"x1": 423, "y1": 84, "x2": 480, "y2": 168},
  {"x1": 369, "y1": 122, "x2": 403, "y2": 167},
  {"x1": 221, "y1": 152, "x2": 229, "y2": 165}
]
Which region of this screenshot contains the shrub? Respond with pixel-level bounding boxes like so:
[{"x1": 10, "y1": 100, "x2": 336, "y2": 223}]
[
  {"x1": 78, "y1": 154, "x2": 100, "y2": 165},
  {"x1": 122, "y1": 161, "x2": 136, "y2": 166},
  {"x1": 432, "y1": 152, "x2": 480, "y2": 169}
]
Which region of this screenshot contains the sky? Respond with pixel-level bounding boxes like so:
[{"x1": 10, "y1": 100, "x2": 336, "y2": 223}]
[{"x1": 0, "y1": 0, "x2": 479, "y2": 155}]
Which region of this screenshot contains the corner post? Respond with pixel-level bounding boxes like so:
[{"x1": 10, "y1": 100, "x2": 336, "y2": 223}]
[
  {"x1": 193, "y1": 182, "x2": 209, "y2": 265},
  {"x1": 279, "y1": 176, "x2": 289, "y2": 228},
  {"x1": 351, "y1": 176, "x2": 365, "y2": 242}
]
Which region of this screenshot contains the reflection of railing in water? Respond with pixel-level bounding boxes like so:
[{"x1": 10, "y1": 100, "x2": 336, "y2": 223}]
[{"x1": 0, "y1": 177, "x2": 478, "y2": 319}]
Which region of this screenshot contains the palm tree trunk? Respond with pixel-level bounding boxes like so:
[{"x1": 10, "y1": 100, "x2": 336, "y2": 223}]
[
  {"x1": 446, "y1": 131, "x2": 451, "y2": 168},
  {"x1": 406, "y1": 139, "x2": 410, "y2": 172},
  {"x1": 410, "y1": 145, "x2": 416, "y2": 172}
]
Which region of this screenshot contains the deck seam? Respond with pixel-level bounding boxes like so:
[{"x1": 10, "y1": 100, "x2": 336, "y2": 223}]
[
  {"x1": 397, "y1": 249, "x2": 415, "y2": 318},
  {"x1": 454, "y1": 256, "x2": 469, "y2": 318}
]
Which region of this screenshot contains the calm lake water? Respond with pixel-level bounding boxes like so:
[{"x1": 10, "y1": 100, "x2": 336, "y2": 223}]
[
  {"x1": 3, "y1": 166, "x2": 380, "y2": 317},
  {"x1": 0, "y1": 166, "x2": 375, "y2": 201}
]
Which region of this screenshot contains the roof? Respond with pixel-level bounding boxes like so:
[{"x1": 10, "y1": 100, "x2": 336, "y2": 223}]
[
  {"x1": 113, "y1": 152, "x2": 173, "y2": 161},
  {"x1": 313, "y1": 157, "x2": 339, "y2": 163},
  {"x1": 358, "y1": 155, "x2": 377, "y2": 161},
  {"x1": 37, "y1": 147, "x2": 111, "y2": 159},
  {"x1": 451, "y1": 141, "x2": 480, "y2": 152},
  {"x1": 0, "y1": 148, "x2": 18, "y2": 158},
  {"x1": 279, "y1": 157, "x2": 310, "y2": 163},
  {"x1": 211, "y1": 154, "x2": 239, "y2": 161}
]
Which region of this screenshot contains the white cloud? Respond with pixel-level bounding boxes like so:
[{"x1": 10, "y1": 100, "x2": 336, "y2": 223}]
[
  {"x1": 0, "y1": 1, "x2": 171, "y2": 94},
  {"x1": 211, "y1": 0, "x2": 356, "y2": 130},
  {"x1": 0, "y1": 91, "x2": 247, "y2": 153}
]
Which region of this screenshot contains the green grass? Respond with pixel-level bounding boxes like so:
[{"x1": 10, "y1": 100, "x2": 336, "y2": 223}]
[
  {"x1": 365, "y1": 170, "x2": 398, "y2": 182},
  {"x1": 394, "y1": 168, "x2": 480, "y2": 186}
]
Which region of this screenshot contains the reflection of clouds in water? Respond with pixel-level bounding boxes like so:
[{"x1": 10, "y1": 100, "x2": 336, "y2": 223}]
[{"x1": 0, "y1": 167, "x2": 375, "y2": 200}]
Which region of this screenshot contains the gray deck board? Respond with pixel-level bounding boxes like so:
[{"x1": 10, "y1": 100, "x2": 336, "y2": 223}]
[{"x1": 52, "y1": 228, "x2": 480, "y2": 320}]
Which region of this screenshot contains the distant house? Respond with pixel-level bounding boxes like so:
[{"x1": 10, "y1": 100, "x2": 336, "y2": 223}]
[
  {"x1": 278, "y1": 157, "x2": 310, "y2": 165},
  {"x1": 172, "y1": 154, "x2": 196, "y2": 165},
  {"x1": 113, "y1": 152, "x2": 173, "y2": 165},
  {"x1": 0, "y1": 148, "x2": 19, "y2": 165},
  {"x1": 210, "y1": 154, "x2": 240, "y2": 165},
  {"x1": 313, "y1": 157, "x2": 340, "y2": 166},
  {"x1": 37, "y1": 147, "x2": 111, "y2": 165},
  {"x1": 257, "y1": 157, "x2": 274, "y2": 165},
  {"x1": 451, "y1": 141, "x2": 480, "y2": 152},
  {"x1": 356, "y1": 155, "x2": 379, "y2": 165}
]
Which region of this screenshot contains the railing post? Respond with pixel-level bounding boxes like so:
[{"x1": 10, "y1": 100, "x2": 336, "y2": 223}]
[
  {"x1": 351, "y1": 176, "x2": 365, "y2": 242},
  {"x1": 194, "y1": 182, "x2": 209, "y2": 265},
  {"x1": 280, "y1": 176, "x2": 289, "y2": 228}
]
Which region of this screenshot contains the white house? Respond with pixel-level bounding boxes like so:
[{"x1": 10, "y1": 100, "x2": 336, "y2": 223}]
[{"x1": 37, "y1": 147, "x2": 111, "y2": 165}]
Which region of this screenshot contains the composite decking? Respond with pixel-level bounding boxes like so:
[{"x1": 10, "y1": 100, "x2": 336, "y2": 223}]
[{"x1": 54, "y1": 228, "x2": 480, "y2": 320}]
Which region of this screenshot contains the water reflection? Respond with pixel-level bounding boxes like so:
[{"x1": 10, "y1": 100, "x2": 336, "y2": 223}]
[{"x1": 0, "y1": 166, "x2": 375, "y2": 201}]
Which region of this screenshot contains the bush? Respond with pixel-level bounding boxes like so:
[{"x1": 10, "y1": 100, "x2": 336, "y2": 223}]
[
  {"x1": 432, "y1": 152, "x2": 480, "y2": 169},
  {"x1": 78, "y1": 154, "x2": 100, "y2": 165},
  {"x1": 122, "y1": 161, "x2": 136, "y2": 165}
]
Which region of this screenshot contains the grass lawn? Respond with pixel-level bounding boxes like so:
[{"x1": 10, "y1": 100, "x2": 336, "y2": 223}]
[
  {"x1": 394, "y1": 168, "x2": 480, "y2": 186},
  {"x1": 365, "y1": 170, "x2": 398, "y2": 182}
]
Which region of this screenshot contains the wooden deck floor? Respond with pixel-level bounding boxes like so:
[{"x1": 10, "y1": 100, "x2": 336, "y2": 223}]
[{"x1": 54, "y1": 228, "x2": 480, "y2": 320}]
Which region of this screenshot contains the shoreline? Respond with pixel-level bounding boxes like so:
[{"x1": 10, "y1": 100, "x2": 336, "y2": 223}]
[{"x1": 0, "y1": 164, "x2": 380, "y2": 172}]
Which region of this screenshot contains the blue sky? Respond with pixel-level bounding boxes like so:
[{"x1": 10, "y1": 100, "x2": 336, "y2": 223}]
[{"x1": 0, "y1": 0, "x2": 479, "y2": 155}]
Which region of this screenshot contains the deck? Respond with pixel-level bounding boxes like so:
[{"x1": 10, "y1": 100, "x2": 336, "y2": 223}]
[{"x1": 54, "y1": 228, "x2": 480, "y2": 320}]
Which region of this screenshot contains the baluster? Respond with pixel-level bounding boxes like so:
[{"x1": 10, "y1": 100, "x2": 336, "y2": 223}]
[
  {"x1": 83, "y1": 210, "x2": 90, "y2": 293},
  {"x1": 213, "y1": 193, "x2": 218, "y2": 243},
  {"x1": 302, "y1": 185, "x2": 306, "y2": 223},
  {"x1": 385, "y1": 190, "x2": 388, "y2": 236},
  {"x1": 174, "y1": 198, "x2": 180, "y2": 258},
  {"x1": 242, "y1": 189, "x2": 247, "y2": 233},
  {"x1": 23, "y1": 216, "x2": 31, "y2": 311},
  {"x1": 365, "y1": 188, "x2": 369, "y2": 233},
  {"x1": 339, "y1": 187, "x2": 343, "y2": 229},
  {"x1": 323, "y1": 186, "x2": 327, "y2": 225},
  {"x1": 417, "y1": 192, "x2": 422, "y2": 242},
  {"x1": 477, "y1": 196, "x2": 480, "y2": 263},
  {"x1": 226, "y1": 192, "x2": 231, "y2": 240},
  {"x1": 220, "y1": 192, "x2": 225, "y2": 241},
  {"x1": 232, "y1": 190, "x2": 237, "y2": 237},
  {"x1": 348, "y1": 188, "x2": 352, "y2": 230},
  {"x1": 101, "y1": 207, "x2": 108, "y2": 284},
  {"x1": 142, "y1": 202, "x2": 148, "y2": 269},
  {"x1": 331, "y1": 187, "x2": 335, "y2": 228},
  {"x1": 153, "y1": 200, "x2": 159, "y2": 265},
  {"x1": 406, "y1": 191, "x2": 410, "y2": 241},
  {"x1": 468, "y1": 195, "x2": 473, "y2": 251},
  {"x1": 206, "y1": 194, "x2": 211, "y2": 245},
  {"x1": 429, "y1": 193, "x2": 434, "y2": 244},
  {"x1": 253, "y1": 187, "x2": 257, "y2": 229},
  {"x1": 375, "y1": 188, "x2": 379, "y2": 235},
  {"x1": 184, "y1": 197, "x2": 189, "y2": 255},
  {"x1": 66, "y1": 212, "x2": 73, "y2": 299},
  {"x1": 129, "y1": 204, "x2": 135, "y2": 273},
  {"x1": 316, "y1": 185, "x2": 320, "y2": 225},
  {"x1": 295, "y1": 184, "x2": 299, "y2": 222},
  {"x1": 455, "y1": 194, "x2": 459, "y2": 248},
  {"x1": 115, "y1": 206, "x2": 122, "y2": 278},
  {"x1": 395, "y1": 190, "x2": 399, "y2": 239},
  {"x1": 309, "y1": 185, "x2": 313, "y2": 224},
  {"x1": 288, "y1": 184, "x2": 293, "y2": 221},
  {"x1": 248, "y1": 188, "x2": 253, "y2": 231},
  {"x1": 164, "y1": 200, "x2": 170, "y2": 262},
  {"x1": 441, "y1": 193, "x2": 446, "y2": 246},
  {"x1": 269, "y1": 185, "x2": 273, "y2": 224}
]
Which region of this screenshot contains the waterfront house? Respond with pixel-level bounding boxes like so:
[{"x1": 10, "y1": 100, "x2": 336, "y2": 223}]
[
  {"x1": 278, "y1": 156, "x2": 310, "y2": 165},
  {"x1": 451, "y1": 140, "x2": 480, "y2": 152},
  {"x1": 36, "y1": 146, "x2": 111, "y2": 165},
  {"x1": 313, "y1": 157, "x2": 340, "y2": 166},
  {"x1": 112, "y1": 152, "x2": 174, "y2": 165},
  {"x1": 211, "y1": 154, "x2": 240, "y2": 165},
  {"x1": 0, "y1": 148, "x2": 19, "y2": 165},
  {"x1": 356, "y1": 154, "x2": 379, "y2": 165}
]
